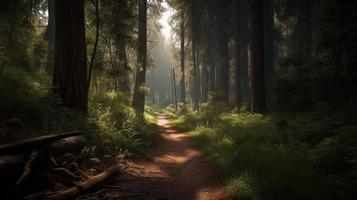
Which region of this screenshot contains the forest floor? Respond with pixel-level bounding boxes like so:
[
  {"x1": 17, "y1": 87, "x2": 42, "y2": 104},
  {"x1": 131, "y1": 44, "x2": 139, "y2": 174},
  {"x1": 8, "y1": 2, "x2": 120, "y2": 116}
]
[{"x1": 81, "y1": 114, "x2": 230, "y2": 200}]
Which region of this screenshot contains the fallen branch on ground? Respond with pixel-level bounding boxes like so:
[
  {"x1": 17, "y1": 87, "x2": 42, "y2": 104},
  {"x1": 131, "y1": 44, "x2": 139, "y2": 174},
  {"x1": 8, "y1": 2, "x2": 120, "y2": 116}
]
[
  {"x1": 0, "y1": 131, "x2": 82, "y2": 155},
  {"x1": 16, "y1": 150, "x2": 39, "y2": 185},
  {"x1": 46, "y1": 165, "x2": 120, "y2": 200}
]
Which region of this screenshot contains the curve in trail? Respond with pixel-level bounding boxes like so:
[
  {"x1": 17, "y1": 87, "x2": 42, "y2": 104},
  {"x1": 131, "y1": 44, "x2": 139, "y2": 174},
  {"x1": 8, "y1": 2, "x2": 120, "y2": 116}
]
[{"x1": 89, "y1": 114, "x2": 231, "y2": 200}]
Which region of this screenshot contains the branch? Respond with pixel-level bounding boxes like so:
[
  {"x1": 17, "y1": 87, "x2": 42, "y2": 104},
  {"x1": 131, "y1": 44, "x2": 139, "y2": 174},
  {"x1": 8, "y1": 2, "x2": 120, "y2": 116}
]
[{"x1": 16, "y1": 150, "x2": 39, "y2": 185}]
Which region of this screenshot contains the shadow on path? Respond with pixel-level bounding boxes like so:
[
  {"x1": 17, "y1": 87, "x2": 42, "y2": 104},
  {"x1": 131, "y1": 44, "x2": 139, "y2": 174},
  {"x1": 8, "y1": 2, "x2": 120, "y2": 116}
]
[{"x1": 82, "y1": 114, "x2": 231, "y2": 200}]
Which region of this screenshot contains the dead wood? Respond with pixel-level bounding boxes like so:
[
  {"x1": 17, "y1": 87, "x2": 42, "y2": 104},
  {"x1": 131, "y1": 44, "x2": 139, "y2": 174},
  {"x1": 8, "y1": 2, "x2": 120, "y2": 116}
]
[
  {"x1": 0, "y1": 135, "x2": 86, "y2": 182},
  {"x1": 47, "y1": 136, "x2": 86, "y2": 156},
  {"x1": 52, "y1": 167, "x2": 82, "y2": 180},
  {"x1": 0, "y1": 131, "x2": 82, "y2": 155},
  {"x1": 16, "y1": 150, "x2": 39, "y2": 185},
  {"x1": 46, "y1": 165, "x2": 120, "y2": 200}
]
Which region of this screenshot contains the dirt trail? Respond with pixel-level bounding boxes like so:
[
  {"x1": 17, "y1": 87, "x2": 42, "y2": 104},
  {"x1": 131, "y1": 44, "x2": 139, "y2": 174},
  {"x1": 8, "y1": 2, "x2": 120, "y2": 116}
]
[{"x1": 84, "y1": 114, "x2": 230, "y2": 200}]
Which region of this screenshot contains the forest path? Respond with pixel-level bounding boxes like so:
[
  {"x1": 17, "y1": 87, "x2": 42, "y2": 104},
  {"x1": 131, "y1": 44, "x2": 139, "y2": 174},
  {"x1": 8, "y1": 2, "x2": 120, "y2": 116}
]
[{"x1": 92, "y1": 114, "x2": 230, "y2": 200}]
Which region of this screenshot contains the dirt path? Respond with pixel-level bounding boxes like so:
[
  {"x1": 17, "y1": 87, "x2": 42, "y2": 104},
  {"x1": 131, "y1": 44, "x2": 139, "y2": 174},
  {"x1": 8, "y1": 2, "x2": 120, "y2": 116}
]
[{"x1": 83, "y1": 114, "x2": 230, "y2": 200}]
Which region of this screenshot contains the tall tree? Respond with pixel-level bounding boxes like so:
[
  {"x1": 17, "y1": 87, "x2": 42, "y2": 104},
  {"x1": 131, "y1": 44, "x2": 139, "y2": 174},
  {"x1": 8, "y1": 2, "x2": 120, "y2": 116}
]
[
  {"x1": 250, "y1": 0, "x2": 266, "y2": 113},
  {"x1": 216, "y1": 1, "x2": 230, "y2": 103},
  {"x1": 190, "y1": 0, "x2": 199, "y2": 112},
  {"x1": 172, "y1": 67, "x2": 178, "y2": 112},
  {"x1": 234, "y1": 0, "x2": 250, "y2": 106},
  {"x1": 180, "y1": 10, "x2": 186, "y2": 111},
  {"x1": 263, "y1": 0, "x2": 274, "y2": 97},
  {"x1": 132, "y1": 0, "x2": 147, "y2": 114},
  {"x1": 52, "y1": 0, "x2": 88, "y2": 113}
]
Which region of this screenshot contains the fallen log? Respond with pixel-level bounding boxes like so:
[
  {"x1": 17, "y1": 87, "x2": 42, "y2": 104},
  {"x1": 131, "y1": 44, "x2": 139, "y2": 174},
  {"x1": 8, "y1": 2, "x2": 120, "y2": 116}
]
[
  {"x1": 47, "y1": 135, "x2": 87, "y2": 156},
  {"x1": 0, "y1": 131, "x2": 82, "y2": 155},
  {"x1": 0, "y1": 135, "x2": 87, "y2": 179},
  {"x1": 46, "y1": 165, "x2": 120, "y2": 200}
]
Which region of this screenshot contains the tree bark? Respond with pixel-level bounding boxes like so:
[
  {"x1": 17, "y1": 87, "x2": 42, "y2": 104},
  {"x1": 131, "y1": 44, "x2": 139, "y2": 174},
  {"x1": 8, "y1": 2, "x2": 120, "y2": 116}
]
[
  {"x1": 216, "y1": 1, "x2": 230, "y2": 103},
  {"x1": 46, "y1": 165, "x2": 120, "y2": 200},
  {"x1": 250, "y1": 0, "x2": 266, "y2": 113},
  {"x1": 132, "y1": 0, "x2": 147, "y2": 114},
  {"x1": 0, "y1": 131, "x2": 82, "y2": 155},
  {"x1": 235, "y1": 0, "x2": 250, "y2": 107},
  {"x1": 172, "y1": 68, "x2": 178, "y2": 112},
  {"x1": 180, "y1": 11, "x2": 186, "y2": 111},
  {"x1": 263, "y1": 0, "x2": 275, "y2": 99},
  {"x1": 53, "y1": 0, "x2": 88, "y2": 113},
  {"x1": 191, "y1": 0, "x2": 199, "y2": 113}
]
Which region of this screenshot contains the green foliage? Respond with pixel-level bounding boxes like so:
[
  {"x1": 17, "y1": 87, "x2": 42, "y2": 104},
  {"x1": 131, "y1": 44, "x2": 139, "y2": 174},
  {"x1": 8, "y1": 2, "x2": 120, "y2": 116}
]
[
  {"x1": 173, "y1": 110, "x2": 357, "y2": 200},
  {"x1": 85, "y1": 91, "x2": 158, "y2": 156},
  {"x1": 227, "y1": 172, "x2": 258, "y2": 200},
  {"x1": 0, "y1": 68, "x2": 50, "y2": 128},
  {"x1": 0, "y1": 67, "x2": 158, "y2": 158}
]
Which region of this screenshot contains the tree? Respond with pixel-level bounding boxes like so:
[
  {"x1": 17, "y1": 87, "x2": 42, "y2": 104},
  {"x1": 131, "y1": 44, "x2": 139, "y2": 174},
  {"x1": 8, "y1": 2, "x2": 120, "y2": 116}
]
[
  {"x1": 190, "y1": 0, "x2": 199, "y2": 112},
  {"x1": 53, "y1": 0, "x2": 88, "y2": 113},
  {"x1": 216, "y1": 0, "x2": 230, "y2": 103},
  {"x1": 180, "y1": 10, "x2": 186, "y2": 111},
  {"x1": 263, "y1": 0, "x2": 274, "y2": 98},
  {"x1": 132, "y1": 0, "x2": 147, "y2": 114},
  {"x1": 234, "y1": 0, "x2": 250, "y2": 106},
  {"x1": 250, "y1": 0, "x2": 266, "y2": 113}
]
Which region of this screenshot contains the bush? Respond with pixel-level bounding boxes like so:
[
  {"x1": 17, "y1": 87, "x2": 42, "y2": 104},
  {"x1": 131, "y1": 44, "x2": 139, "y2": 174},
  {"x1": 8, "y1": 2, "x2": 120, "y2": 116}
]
[
  {"x1": 0, "y1": 68, "x2": 51, "y2": 131},
  {"x1": 174, "y1": 110, "x2": 357, "y2": 200}
]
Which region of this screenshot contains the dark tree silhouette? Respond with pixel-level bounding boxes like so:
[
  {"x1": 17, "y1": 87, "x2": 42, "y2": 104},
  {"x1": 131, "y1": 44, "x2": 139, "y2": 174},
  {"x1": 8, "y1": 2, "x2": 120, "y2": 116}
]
[
  {"x1": 53, "y1": 0, "x2": 88, "y2": 113},
  {"x1": 132, "y1": 0, "x2": 147, "y2": 114},
  {"x1": 250, "y1": 0, "x2": 266, "y2": 113}
]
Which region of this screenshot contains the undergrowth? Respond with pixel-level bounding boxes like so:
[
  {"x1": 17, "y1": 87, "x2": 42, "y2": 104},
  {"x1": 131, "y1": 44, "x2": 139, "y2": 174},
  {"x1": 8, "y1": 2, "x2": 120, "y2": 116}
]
[
  {"x1": 170, "y1": 107, "x2": 357, "y2": 200},
  {"x1": 0, "y1": 68, "x2": 158, "y2": 159}
]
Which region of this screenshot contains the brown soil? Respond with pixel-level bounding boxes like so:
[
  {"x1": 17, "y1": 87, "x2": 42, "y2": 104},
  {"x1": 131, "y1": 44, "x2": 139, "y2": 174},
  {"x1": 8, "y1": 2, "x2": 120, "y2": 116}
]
[{"x1": 81, "y1": 114, "x2": 231, "y2": 200}]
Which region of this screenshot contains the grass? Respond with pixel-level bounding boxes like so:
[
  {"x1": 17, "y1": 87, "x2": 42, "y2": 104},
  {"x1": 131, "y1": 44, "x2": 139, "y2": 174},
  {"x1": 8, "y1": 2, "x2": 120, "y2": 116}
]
[{"x1": 170, "y1": 109, "x2": 357, "y2": 200}]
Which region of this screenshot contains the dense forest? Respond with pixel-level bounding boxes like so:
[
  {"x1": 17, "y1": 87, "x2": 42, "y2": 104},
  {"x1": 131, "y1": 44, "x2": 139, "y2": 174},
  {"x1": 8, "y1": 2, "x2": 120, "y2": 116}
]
[{"x1": 0, "y1": 0, "x2": 356, "y2": 199}]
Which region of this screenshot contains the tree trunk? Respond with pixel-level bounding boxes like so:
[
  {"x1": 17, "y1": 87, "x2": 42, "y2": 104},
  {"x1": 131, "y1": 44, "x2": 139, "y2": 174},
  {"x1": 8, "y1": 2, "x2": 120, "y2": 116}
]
[
  {"x1": 191, "y1": 0, "x2": 199, "y2": 113},
  {"x1": 118, "y1": 40, "x2": 130, "y2": 93},
  {"x1": 45, "y1": 0, "x2": 55, "y2": 74},
  {"x1": 220, "y1": 36, "x2": 229, "y2": 103},
  {"x1": 304, "y1": 0, "x2": 312, "y2": 60},
  {"x1": 263, "y1": 0, "x2": 274, "y2": 99},
  {"x1": 180, "y1": 11, "x2": 186, "y2": 111},
  {"x1": 216, "y1": 1, "x2": 230, "y2": 103},
  {"x1": 235, "y1": 0, "x2": 250, "y2": 107},
  {"x1": 172, "y1": 68, "x2": 178, "y2": 112},
  {"x1": 53, "y1": 0, "x2": 88, "y2": 113},
  {"x1": 250, "y1": 0, "x2": 266, "y2": 113},
  {"x1": 132, "y1": 0, "x2": 147, "y2": 114}
]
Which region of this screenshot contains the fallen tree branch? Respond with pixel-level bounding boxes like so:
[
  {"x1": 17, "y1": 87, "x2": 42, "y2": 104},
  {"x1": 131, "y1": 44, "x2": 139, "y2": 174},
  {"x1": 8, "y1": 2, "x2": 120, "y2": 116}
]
[
  {"x1": 52, "y1": 167, "x2": 82, "y2": 180},
  {"x1": 16, "y1": 150, "x2": 39, "y2": 185},
  {"x1": 0, "y1": 131, "x2": 82, "y2": 155},
  {"x1": 46, "y1": 165, "x2": 120, "y2": 200},
  {"x1": 0, "y1": 135, "x2": 86, "y2": 180}
]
